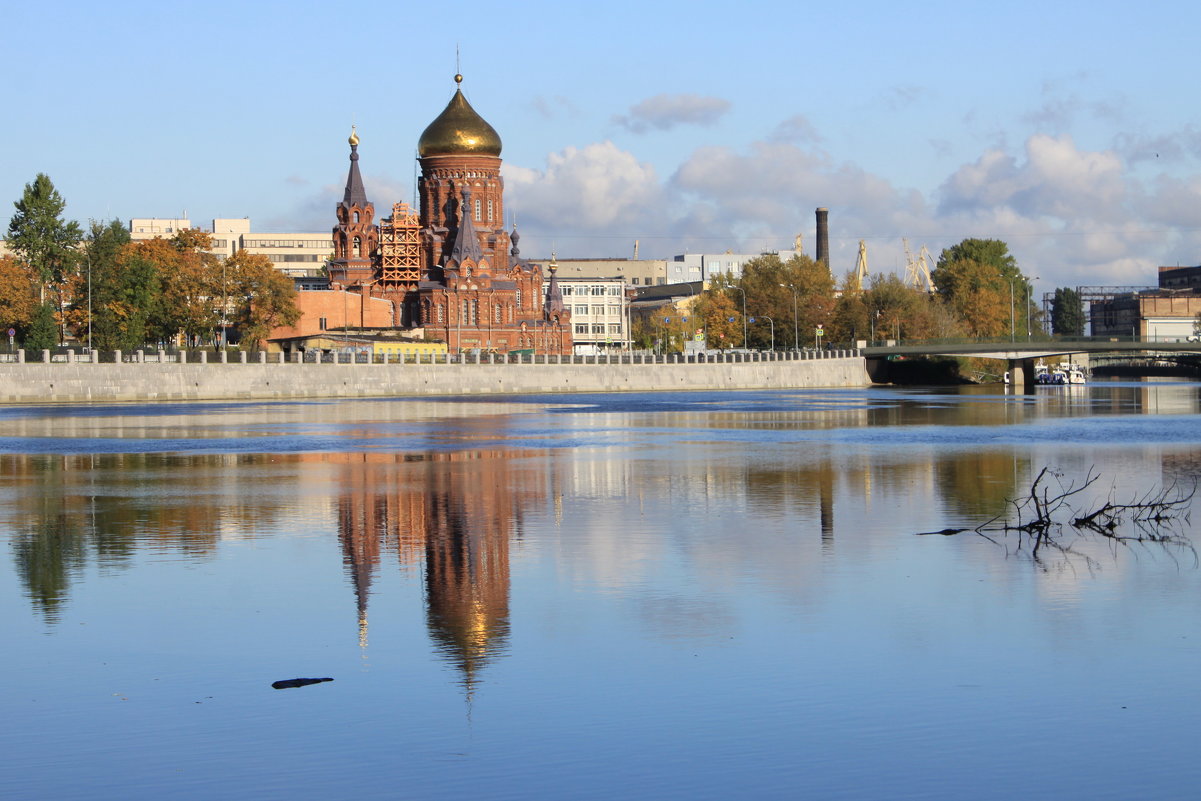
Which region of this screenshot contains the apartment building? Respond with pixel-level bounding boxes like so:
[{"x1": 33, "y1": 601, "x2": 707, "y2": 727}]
[
  {"x1": 557, "y1": 277, "x2": 630, "y2": 353},
  {"x1": 129, "y1": 217, "x2": 332, "y2": 277}
]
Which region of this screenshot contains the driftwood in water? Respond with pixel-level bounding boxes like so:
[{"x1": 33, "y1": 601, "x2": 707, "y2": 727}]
[
  {"x1": 271, "y1": 677, "x2": 334, "y2": 690},
  {"x1": 918, "y1": 467, "x2": 1196, "y2": 566}
]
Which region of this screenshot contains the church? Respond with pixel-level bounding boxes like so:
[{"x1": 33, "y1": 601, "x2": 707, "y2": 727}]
[{"x1": 322, "y1": 73, "x2": 572, "y2": 355}]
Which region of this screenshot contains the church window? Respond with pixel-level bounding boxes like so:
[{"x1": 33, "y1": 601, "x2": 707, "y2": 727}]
[
  {"x1": 462, "y1": 298, "x2": 470, "y2": 322},
  {"x1": 494, "y1": 303, "x2": 502, "y2": 323},
  {"x1": 353, "y1": 211, "x2": 360, "y2": 223},
  {"x1": 487, "y1": 199, "x2": 493, "y2": 221},
  {"x1": 472, "y1": 299, "x2": 480, "y2": 324},
  {"x1": 353, "y1": 236, "x2": 362, "y2": 258},
  {"x1": 516, "y1": 287, "x2": 522, "y2": 309},
  {"x1": 474, "y1": 198, "x2": 482, "y2": 221}
]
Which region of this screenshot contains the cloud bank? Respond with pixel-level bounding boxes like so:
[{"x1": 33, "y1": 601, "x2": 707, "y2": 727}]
[
  {"x1": 502, "y1": 127, "x2": 1201, "y2": 289},
  {"x1": 613, "y1": 94, "x2": 732, "y2": 134}
]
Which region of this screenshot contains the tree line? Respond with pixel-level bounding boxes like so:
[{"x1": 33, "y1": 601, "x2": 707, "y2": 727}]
[
  {"x1": 635, "y1": 238, "x2": 1087, "y2": 351},
  {"x1": 2, "y1": 174, "x2": 300, "y2": 352}
]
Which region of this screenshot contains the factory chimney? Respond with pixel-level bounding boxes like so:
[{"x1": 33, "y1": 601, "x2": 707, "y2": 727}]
[{"x1": 815, "y1": 207, "x2": 829, "y2": 270}]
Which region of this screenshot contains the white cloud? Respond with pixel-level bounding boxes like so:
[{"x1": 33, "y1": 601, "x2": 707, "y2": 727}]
[
  {"x1": 503, "y1": 141, "x2": 667, "y2": 256},
  {"x1": 503, "y1": 127, "x2": 1201, "y2": 289},
  {"x1": 612, "y1": 94, "x2": 731, "y2": 134}
]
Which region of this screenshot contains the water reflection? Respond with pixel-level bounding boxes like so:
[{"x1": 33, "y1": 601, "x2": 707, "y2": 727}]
[
  {"x1": 323, "y1": 451, "x2": 553, "y2": 692},
  {"x1": 1, "y1": 453, "x2": 293, "y2": 622}
]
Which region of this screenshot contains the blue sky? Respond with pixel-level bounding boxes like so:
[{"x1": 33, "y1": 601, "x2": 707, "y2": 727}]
[{"x1": 6, "y1": 0, "x2": 1201, "y2": 292}]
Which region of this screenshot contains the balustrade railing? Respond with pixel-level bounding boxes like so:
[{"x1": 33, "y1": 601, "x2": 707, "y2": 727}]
[{"x1": 3, "y1": 347, "x2": 861, "y2": 366}]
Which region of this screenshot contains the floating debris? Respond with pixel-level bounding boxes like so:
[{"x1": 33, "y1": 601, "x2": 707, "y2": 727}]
[{"x1": 271, "y1": 677, "x2": 333, "y2": 690}]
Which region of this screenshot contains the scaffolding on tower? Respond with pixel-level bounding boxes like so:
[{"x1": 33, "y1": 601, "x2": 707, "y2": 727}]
[{"x1": 378, "y1": 202, "x2": 421, "y2": 289}]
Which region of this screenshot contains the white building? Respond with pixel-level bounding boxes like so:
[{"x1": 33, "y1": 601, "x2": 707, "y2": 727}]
[
  {"x1": 557, "y1": 277, "x2": 630, "y2": 354},
  {"x1": 130, "y1": 217, "x2": 332, "y2": 277},
  {"x1": 667, "y1": 250, "x2": 804, "y2": 284}
]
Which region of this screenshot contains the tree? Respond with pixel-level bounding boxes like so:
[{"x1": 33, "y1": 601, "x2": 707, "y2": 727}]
[
  {"x1": 223, "y1": 250, "x2": 300, "y2": 347},
  {"x1": 0, "y1": 255, "x2": 37, "y2": 339},
  {"x1": 932, "y1": 239, "x2": 1031, "y2": 339},
  {"x1": 155, "y1": 230, "x2": 223, "y2": 345},
  {"x1": 6, "y1": 174, "x2": 82, "y2": 316},
  {"x1": 863, "y1": 273, "x2": 959, "y2": 342},
  {"x1": 935, "y1": 238, "x2": 1019, "y2": 281},
  {"x1": 733, "y1": 253, "x2": 835, "y2": 349},
  {"x1": 695, "y1": 275, "x2": 741, "y2": 349},
  {"x1": 1051, "y1": 287, "x2": 1085, "y2": 336},
  {"x1": 63, "y1": 220, "x2": 137, "y2": 350},
  {"x1": 24, "y1": 302, "x2": 58, "y2": 352}
]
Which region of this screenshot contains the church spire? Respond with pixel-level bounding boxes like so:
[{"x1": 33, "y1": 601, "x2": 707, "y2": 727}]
[
  {"x1": 446, "y1": 187, "x2": 484, "y2": 265},
  {"x1": 343, "y1": 126, "x2": 369, "y2": 207},
  {"x1": 544, "y1": 253, "x2": 564, "y2": 316}
]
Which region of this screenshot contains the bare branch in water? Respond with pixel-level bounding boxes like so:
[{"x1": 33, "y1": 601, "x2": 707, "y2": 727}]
[{"x1": 916, "y1": 468, "x2": 1197, "y2": 568}]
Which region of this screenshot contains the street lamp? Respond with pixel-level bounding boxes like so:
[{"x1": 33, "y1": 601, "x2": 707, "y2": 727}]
[
  {"x1": 732, "y1": 285, "x2": 747, "y2": 348},
  {"x1": 1009, "y1": 278, "x2": 1015, "y2": 343},
  {"x1": 86, "y1": 251, "x2": 92, "y2": 354},
  {"x1": 759, "y1": 315, "x2": 775, "y2": 351},
  {"x1": 1027, "y1": 276, "x2": 1040, "y2": 341},
  {"x1": 779, "y1": 283, "x2": 798, "y2": 349}
]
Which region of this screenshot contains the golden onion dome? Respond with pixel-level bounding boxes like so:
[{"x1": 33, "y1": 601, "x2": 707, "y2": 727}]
[
  {"x1": 417, "y1": 75, "x2": 502, "y2": 157},
  {"x1": 348, "y1": 125, "x2": 359, "y2": 147}
]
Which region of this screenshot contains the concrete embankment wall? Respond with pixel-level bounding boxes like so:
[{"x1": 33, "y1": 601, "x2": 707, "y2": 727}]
[{"x1": 0, "y1": 354, "x2": 870, "y2": 404}]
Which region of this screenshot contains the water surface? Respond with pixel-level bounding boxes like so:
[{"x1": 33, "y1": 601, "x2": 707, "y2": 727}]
[{"x1": 2, "y1": 381, "x2": 1199, "y2": 800}]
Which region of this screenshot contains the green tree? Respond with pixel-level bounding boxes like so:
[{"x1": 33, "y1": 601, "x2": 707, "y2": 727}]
[
  {"x1": 932, "y1": 239, "x2": 1031, "y2": 339},
  {"x1": 24, "y1": 302, "x2": 58, "y2": 352},
  {"x1": 224, "y1": 250, "x2": 300, "y2": 347},
  {"x1": 6, "y1": 174, "x2": 83, "y2": 317},
  {"x1": 64, "y1": 221, "x2": 138, "y2": 350},
  {"x1": 1051, "y1": 287, "x2": 1085, "y2": 336}
]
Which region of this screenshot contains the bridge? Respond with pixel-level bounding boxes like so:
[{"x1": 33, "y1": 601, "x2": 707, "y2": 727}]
[{"x1": 861, "y1": 338, "x2": 1201, "y2": 386}]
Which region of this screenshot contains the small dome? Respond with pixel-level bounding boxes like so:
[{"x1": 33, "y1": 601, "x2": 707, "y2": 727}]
[{"x1": 417, "y1": 82, "x2": 502, "y2": 158}]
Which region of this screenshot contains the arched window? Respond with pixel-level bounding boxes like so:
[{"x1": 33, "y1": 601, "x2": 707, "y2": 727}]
[
  {"x1": 487, "y1": 199, "x2": 493, "y2": 222},
  {"x1": 516, "y1": 286, "x2": 522, "y2": 310},
  {"x1": 494, "y1": 303, "x2": 501, "y2": 324},
  {"x1": 353, "y1": 236, "x2": 362, "y2": 258},
  {"x1": 353, "y1": 211, "x2": 360, "y2": 223},
  {"x1": 436, "y1": 303, "x2": 444, "y2": 323},
  {"x1": 472, "y1": 298, "x2": 479, "y2": 324},
  {"x1": 474, "y1": 198, "x2": 482, "y2": 221},
  {"x1": 462, "y1": 298, "x2": 470, "y2": 322}
]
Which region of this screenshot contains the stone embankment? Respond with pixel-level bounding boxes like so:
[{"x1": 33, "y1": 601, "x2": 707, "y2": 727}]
[{"x1": 0, "y1": 349, "x2": 871, "y2": 403}]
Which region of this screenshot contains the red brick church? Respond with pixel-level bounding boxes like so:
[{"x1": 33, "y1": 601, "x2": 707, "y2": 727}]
[{"x1": 321, "y1": 73, "x2": 572, "y2": 354}]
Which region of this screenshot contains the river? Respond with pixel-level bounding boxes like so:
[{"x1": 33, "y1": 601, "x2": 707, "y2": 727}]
[{"x1": 2, "y1": 381, "x2": 1199, "y2": 800}]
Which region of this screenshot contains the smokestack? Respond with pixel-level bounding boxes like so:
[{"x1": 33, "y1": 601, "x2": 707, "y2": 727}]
[{"x1": 815, "y1": 207, "x2": 829, "y2": 269}]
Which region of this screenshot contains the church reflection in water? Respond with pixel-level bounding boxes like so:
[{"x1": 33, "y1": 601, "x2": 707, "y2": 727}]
[{"x1": 326, "y1": 450, "x2": 552, "y2": 692}]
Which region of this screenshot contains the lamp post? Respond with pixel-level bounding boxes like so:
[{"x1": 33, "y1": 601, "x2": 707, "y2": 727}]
[
  {"x1": 1009, "y1": 278, "x2": 1015, "y2": 343},
  {"x1": 733, "y1": 285, "x2": 747, "y2": 348},
  {"x1": 86, "y1": 251, "x2": 92, "y2": 354},
  {"x1": 760, "y1": 315, "x2": 775, "y2": 351},
  {"x1": 779, "y1": 283, "x2": 798, "y2": 349},
  {"x1": 221, "y1": 259, "x2": 228, "y2": 349},
  {"x1": 1027, "y1": 276, "x2": 1040, "y2": 341}
]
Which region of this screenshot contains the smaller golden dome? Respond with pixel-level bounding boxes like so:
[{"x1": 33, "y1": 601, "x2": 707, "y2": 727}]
[
  {"x1": 417, "y1": 77, "x2": 502, "y2": 158},
  {"x1": 349, "y1": 126, "x2": 360, "y2": 147}
]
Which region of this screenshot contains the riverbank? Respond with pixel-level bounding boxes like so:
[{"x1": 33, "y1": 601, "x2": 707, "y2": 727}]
[{"x1": 0, "y1": 352, "x2": 870, "y2": 403}]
